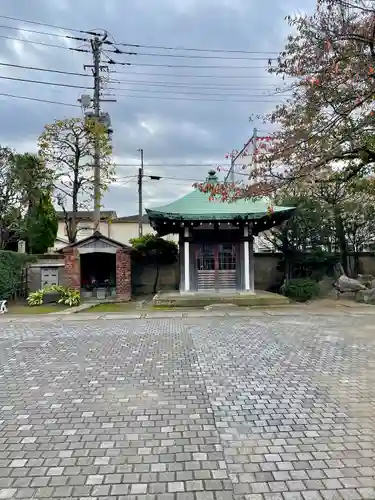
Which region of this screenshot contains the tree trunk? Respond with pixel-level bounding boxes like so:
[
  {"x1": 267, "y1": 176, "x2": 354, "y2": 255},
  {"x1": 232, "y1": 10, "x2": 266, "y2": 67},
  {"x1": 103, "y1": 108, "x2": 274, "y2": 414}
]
[
  {"x1": 334, "y1": 209, "x2": 349, "y2": 275},
  {"x1": 153, "y1": 265, "x2": 160, "y2": 295}
]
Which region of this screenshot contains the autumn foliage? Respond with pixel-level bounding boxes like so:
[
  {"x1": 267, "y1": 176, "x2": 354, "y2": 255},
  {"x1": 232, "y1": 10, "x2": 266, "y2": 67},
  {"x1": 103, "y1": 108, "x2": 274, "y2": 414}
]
[{"x1": 199, "y1": 0, "x2": 375, "y2": 200}]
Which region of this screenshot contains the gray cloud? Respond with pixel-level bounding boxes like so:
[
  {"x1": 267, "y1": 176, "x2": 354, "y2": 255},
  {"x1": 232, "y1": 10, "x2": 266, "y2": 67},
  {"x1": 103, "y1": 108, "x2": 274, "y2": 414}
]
[{"x1": 0, "y1": 0, "x2": 313, "y2": 215}]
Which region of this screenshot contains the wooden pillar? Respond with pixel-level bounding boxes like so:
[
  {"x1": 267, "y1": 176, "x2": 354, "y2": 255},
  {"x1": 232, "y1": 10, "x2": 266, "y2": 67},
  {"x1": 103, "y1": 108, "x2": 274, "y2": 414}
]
[
  {"x1": 184, "y1": 226, "x2": 190, "y2": 291},
  {"x1": 249, "y1": 233, "x2": 255, "y2": 293},
  {"x1": 243, "y1": 226, "x2": 250, "y2": 291},
  {"x1": 243, "y1": 226, "x2": 255, "y2": 293}
]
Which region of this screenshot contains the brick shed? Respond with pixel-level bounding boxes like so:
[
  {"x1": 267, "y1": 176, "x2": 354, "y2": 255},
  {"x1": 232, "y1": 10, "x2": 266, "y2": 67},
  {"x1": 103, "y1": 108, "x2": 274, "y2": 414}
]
[{"x1": 60, "y1": 231, "x2": 132, "y2": 301}]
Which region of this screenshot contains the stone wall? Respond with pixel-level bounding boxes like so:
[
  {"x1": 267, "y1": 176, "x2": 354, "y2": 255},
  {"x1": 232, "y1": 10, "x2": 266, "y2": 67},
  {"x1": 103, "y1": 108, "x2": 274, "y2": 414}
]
[
  {"x1": 132, "y1": 262, "x2": 179, "y2": 296},
  {"x1": 254, "y1": 253, "x2": 284, "y2": 291},
  {"x1": 27, "y1": 254, "x2": 67, "y2": 292},
  {"x1": 28, "y1": 251, "x2": 375, "y2": 296},
  {"x1": 358, "y1": 253, "x2": 375, "y2": 276},
  {"x1": 253, "y1": 252, "x2": 375, "y2": 291}
]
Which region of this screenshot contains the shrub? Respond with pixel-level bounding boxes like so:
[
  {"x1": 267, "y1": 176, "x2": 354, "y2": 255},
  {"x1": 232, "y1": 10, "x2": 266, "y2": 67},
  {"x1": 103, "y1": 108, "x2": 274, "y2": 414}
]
[
  {"x1": 26, "y1": 289, "x2": 44, "y2": 306},
  {"x1": 58, "y1": 288, "x2": 80, "y2": 307},
  {"x1": 281, "y1": 278, "x2": 320, "y2": 302},
  {"x1": 27, "y1": 285, "x2": 80, "y2": 307},
  {"x1": 0, "y1": 250, "x2": 36, "y2": 299}
]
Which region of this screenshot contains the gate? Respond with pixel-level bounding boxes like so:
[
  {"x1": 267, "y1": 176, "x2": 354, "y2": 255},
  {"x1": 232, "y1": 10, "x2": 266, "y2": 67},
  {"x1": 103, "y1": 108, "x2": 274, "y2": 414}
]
[{"x1": 196, "y1": 243, "x2": 237, "y2": 291}]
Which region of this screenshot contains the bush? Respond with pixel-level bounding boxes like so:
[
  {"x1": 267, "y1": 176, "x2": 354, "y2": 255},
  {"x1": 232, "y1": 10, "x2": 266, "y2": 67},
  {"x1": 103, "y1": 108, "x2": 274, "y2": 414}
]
[
  {"x1": 27, "y1": 285, "x2": 80, "y2": 307},
  {"x1": 0, "y1": 250, "x2": 36, "y2": 299},
  {"x1": 281, "y1": 278, "x2": 320, "y2": 302}
]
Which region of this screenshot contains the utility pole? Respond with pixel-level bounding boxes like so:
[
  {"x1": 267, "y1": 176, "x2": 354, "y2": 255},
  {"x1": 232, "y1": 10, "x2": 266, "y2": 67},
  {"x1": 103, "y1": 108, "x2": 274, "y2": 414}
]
[
  {"x1": 224, "y1": 135, "x2": 254, "y2": 183},
  {"x1": 81, "y1": 33, "x2": 116, "y2": 234},
  {"x1": 250, "y1": 127, "x2": 257, "y2": 180},
  {"x1": 138, "y1": 148, "x2": 144, "y2": 237},
  {"x1": 230, "y1": 154, "x2": 235, "y2": 184},
  {"x1": 91, "y1": 36, "x2": 103, "y2": 232}
]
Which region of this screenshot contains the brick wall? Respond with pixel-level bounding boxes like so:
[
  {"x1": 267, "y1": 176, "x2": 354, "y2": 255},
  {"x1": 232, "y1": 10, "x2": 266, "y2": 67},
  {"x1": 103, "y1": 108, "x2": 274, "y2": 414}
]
[
  {"x1": 63, "y1": 248, "x2": 81, "y2": 290},
  {"x1": 116, "y1": 249, "x2": 131, "y2": 301}
]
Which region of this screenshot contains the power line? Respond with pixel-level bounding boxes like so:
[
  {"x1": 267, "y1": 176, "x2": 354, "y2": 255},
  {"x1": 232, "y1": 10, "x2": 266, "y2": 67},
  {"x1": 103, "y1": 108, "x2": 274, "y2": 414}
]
[
  {"x1": 0, "y1": 24, "x2": 277, "y2": 61},
  {"x1": 112, "y1": 92, "x2": 285, "y2": 103},
  {"x1": 0, "y1": 14, "x2": 99, "y2": 35},
  {"x1": 105, "y1": 55, "x2": 272, "y2": 70},
  {"x1": 0, "y1": 61, "x2": 285, "y2": 89},
  {"x1": 116, "y1": 164, "x2": 231, "y2": 167},
  {"x1": 0, "y1": 74, "x2": 92, "y2": 90},
  {"x1": 0, "y1": 14, "x2": 279, "y2": 55},
  {"x1": 0, "y1": 34, "x2": 90, "y2": 52},
  {"x1": 111, "y1": 69, "x2": 280, "y2": 80},
  {"x1": 105, "y1": 45, "x2": 274, "y2": 61},
  {"x1": 0, "y1": 23, "x2": 88, "y2": 42},
  {"x1": 105, "y1": 37, "x2": 279, "y2": 56},
  {"x1": 0, "y1": 61, "x2": 91, "y2": 78},
  {"x1": 117, "y1": 174, "x2": 205, "y2": 182},
  {"x1": 108, "y1": 77, "x2": 289, "y2": 90},
  {"x1": 0, "y1": 92, "x2": 80, "y2": 107},
  {"x1": 108, "y1": 85, "x2": 288, "y2": 98}
]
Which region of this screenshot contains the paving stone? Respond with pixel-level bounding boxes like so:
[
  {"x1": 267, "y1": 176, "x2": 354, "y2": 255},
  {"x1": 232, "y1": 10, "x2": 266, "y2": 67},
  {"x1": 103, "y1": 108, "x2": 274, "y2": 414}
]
[{"x1": 0, "y1": 315, "x2": 373, "y2": 500}]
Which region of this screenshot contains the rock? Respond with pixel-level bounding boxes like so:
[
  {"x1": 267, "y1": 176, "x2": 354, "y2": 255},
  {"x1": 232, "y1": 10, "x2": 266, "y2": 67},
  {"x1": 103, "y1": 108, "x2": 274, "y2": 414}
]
[
  {"x1": 356, "y1": 288, "x2": 375, "y2": 304},
  {"x1": 334, "y1": 275, "x2": 366, "y2": 294},
  {"x1": 136, "y1": 300, "x2": 148, "y2": 309},
  {"x1": 357, "y1": 274, "x2": 374, "y2": 287},
  {"x1": 318, "y1": 276, "x2": 334, "y2": 297},
  {"x1": 42, "y1": 292, "x2": 61, "y2": 304}
]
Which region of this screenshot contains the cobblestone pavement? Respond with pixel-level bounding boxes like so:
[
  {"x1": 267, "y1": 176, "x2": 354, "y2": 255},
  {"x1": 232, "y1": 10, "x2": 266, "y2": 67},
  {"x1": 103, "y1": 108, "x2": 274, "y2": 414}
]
[{"x1": 0, "y1": 314, "x2": 374, "y2": 500}]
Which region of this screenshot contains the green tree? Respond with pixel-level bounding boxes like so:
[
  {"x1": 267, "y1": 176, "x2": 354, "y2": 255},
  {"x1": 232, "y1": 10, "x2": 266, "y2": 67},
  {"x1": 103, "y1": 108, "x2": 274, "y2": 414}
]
[
  {"x1": 0, "y1": 147, "x2": 23, "y2": 249},
  {"x1": 265, "y1": 195, "x2": 335, "y2": 281},
  {"x1": 129, "y1": 234, "x2": 178, "y2": 294},
  {"x1": 38, "y1": 117, "x2": 115, "y2": 243},
  {"x1": 13, "y1": 153, "x2": 53, "y2": 211},
  {"x1": 12, "y1": 153, "x2": 56, "y2": 253},
  {"x1": 24, "y1": 193, "x2": 58, "y2": 254}
]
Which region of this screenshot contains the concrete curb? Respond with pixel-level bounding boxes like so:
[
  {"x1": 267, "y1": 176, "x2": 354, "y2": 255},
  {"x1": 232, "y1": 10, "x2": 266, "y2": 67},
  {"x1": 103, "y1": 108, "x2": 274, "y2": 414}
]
[{"x1": 1, "y1": 307, "x2": 375, "y2": 323}]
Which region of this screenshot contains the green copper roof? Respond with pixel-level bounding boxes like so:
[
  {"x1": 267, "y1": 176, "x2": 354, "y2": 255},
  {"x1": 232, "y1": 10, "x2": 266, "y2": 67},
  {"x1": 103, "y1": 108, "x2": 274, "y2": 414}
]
[{"x1": 146, "y1": 171, "x2": 295, "y2": 221}]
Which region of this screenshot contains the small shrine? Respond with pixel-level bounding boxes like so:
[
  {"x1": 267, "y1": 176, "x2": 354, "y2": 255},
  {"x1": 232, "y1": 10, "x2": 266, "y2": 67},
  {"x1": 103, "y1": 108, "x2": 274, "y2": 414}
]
[{"x1": 146, "y1": 170, "x2": 294, "y2": 305}]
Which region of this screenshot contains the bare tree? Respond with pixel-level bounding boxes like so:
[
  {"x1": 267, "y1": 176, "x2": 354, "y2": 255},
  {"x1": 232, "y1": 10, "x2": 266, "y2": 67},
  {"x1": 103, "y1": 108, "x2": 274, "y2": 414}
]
[{"x1": 38, "y1": 117, "x2": 115, "y2": 243}]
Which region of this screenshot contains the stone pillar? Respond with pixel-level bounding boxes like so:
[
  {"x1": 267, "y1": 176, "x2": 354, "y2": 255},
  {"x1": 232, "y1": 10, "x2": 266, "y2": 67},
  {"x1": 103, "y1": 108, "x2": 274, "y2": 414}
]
[
  {"x1": 63, "y1": 248, "x2": 81, "y2": 290},
  {"x1": 184, "y1": 227, "x2": 190, "y2": 292},
  {"x1": 116, "y1": 248, "x2": 131, "y2": 301}
]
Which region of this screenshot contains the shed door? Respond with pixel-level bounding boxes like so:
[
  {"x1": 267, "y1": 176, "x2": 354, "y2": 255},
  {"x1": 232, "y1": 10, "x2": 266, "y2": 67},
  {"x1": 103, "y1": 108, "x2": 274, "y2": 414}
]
[
  {"x1": 218, "y1": 243, "x2": 237, "y2": 290},
  {"x1": 41, "y1": 267, "x2": 59, "y2": 287},
  {"x1": 196, "y1": 243, "x2": 237, "y2": 291},
  {"x1": 196, "y1": 244, "x2": 216, "y2": 291}
]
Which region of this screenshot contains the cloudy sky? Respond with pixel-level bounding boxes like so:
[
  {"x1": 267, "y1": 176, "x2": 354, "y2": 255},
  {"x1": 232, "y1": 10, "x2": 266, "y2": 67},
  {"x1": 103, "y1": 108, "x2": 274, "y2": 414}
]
[{"x1": 0, "y1": 0, "x2": 314, "y2": 216}]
